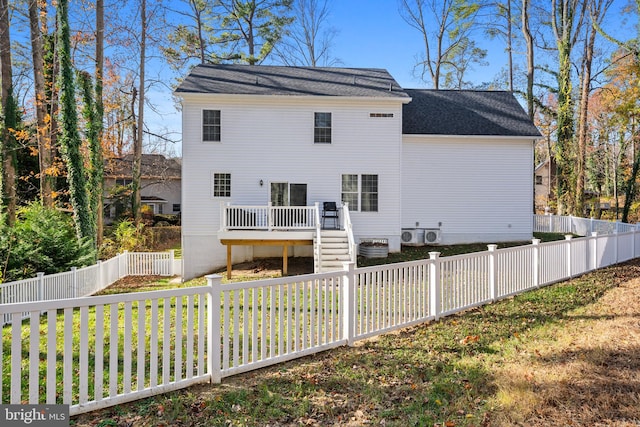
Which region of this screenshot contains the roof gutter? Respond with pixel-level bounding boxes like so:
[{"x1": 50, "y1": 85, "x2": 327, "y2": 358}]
[{"x1": 174, "y1": 92, "x2": 413, "y2": 104}]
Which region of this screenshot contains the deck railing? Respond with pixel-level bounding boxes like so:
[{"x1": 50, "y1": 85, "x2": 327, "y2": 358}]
[
  {"x1": 2, "y1": 215, "x2": 639, "y2": 416},
  {"x1": 221, "y1": 202, "x2": 319, "y2": 231}
]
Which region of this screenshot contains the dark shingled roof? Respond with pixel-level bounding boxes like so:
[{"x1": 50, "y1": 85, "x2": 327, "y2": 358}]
[
  {"x1": 175, "y1": 64, "x2": 409, "y2": 99},
  {"x1": 402, "y1": 89, "x2": 541, "y2": 137},
  {"x1": 105, "y1": 154, "x2": 181, "y2": 179}
]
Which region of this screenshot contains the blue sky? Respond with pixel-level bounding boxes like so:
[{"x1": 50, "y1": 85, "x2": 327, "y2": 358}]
[{"x1": 149, "y1": 0, "x2": 635, "y2": 155}]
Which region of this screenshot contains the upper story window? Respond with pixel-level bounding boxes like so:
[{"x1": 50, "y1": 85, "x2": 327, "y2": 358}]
[
  {"x1": 203, "y1": 110, "x2": 221, "y2": 142},
  {"x1": 535, "y1": 175, "x2": 543, "y2": 185},
  {"x1": 116, "y1": 178, "x2": 132, "y2": 186},
  {"x1": 213, "y1": 173, "x2": 231, "y2": 197},
  {"x1": 314, "y1": 112, "x2": 332, "y2": 143}
]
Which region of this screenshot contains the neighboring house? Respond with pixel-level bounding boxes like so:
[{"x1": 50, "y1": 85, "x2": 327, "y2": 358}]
[
  {"x1": 175, "y1": 64, "x2": 541, "y2": 281},
  {"x1": 103, "y1": 154, "x2": 182, "y2": 222},
  {"x1": 534, "y1": 158, "x2": 554, "y2": 213}
]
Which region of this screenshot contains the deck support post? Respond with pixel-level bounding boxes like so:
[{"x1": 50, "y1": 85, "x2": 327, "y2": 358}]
[
  {"x1": 283, "y1": 245, "x2": 288, "y2": 275},
  {"x1": 227, "y1": 245, "x2": 232, "y2": 279}
]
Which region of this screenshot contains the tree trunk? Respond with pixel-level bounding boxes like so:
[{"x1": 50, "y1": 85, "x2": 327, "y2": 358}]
[
  {"x1": 132, "y1": 0, "x2": 146, "y2": 223},
  {"x1": 522, "y1": 0, "x2": 534, "y2": 119},
  {"x1": 574, "y1": 22, "x2": 595, "y2": 216},
  {"x1": 0, "y1": 0, "x2": 16, "y2": 225},
  {"x1": 29, "y1": 0, "x2": 55, "y2": 207},
  {"x1": 95, "y1": 0, "x2": 105, "y2": 246},
  {"x1": 622, "y1": 121, "x2": 639, "y2": 223},
  {"x1": 57, "y1": 0, "x2": 93, "y2": 239},
  {"x1": 506, "y1": 0, "x2": 513, "y2": 91}
]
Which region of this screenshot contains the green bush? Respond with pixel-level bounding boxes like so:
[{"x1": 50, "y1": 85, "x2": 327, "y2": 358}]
[
  {"x1": 99, "y1": 219, "x2": 148, "y2": 259},
  {"x1": 0, "y1": 203, "x2": 95, "y2": 282}
]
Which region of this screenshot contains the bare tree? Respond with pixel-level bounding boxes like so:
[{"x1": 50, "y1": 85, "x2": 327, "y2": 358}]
[
  {"x1": 574, "y1": 0, "x2": 613, "y2": 215},
  {"x1": 131, "y1": 0, "x2": 147, "y2": 223},
  {"x1": 273, "y1": 0, "x2": 340, "y2": 66},
  {"x1": 400, "y1": 0, "x2": 483, "y2": 89},
  {"x1": 94, "y1": 0, "x2": 105, "y2": 245},
  {"x1": 485, "y1": 0, "x2": 515, "y2": 90},
  {"x1": 521, "y1": 0, "x2": 535, "y2": 119}
]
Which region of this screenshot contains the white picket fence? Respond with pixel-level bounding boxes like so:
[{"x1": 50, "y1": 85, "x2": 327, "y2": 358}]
[
  {"x1": 1, "y1": 218, "x2": 638, "y2": 416},
  {"x1": 0, "y1": 250, "x2": 180, "y2": 326},
  {"x1": 533, "y1": 214, "x2": 639, "y2": 235}
]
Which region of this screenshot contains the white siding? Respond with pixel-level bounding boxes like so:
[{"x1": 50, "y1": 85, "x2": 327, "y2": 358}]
[
  {"x1": 401, "y1": 136, "x2": 534, "y2": 245},
  {"x1": 181, "y1": 95, "x2": 405, "y2": 279}
]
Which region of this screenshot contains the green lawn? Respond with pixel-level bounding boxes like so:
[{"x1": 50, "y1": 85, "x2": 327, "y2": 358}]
[{"x1": 69, "y1": 250, "x2": 636, "y2": 426}]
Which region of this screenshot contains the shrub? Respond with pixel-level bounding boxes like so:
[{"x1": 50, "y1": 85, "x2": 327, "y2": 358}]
[
  {"x1": 0, "y1": 203, "x2": 95, "y2": 282},
  {"x1": 99, "y1": 219, "x2": 148, "y2": 259}
]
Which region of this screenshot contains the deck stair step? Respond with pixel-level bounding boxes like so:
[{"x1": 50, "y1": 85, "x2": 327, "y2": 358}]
[{"x1": 314, "y1": 230, "x2": 352, "y2": 272}]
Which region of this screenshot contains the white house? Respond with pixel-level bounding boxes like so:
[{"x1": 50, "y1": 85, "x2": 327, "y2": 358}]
[{"x1": 175, "y1": 64, "x2": 541, "y2": 280}]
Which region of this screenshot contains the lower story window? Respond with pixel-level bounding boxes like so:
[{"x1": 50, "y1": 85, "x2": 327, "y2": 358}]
[
  {"x1": 361, "y1": 174, "x2": 378, "y2": 212},
  {"x1": 341, "y1": 174, "x2": 378, "y2": 212},
  {"x1": 213, "y1": 173, "x2": 231, "y2": 197}
]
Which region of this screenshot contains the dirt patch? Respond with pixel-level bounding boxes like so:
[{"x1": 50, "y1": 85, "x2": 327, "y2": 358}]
[{"x1": 214, "y1": 256, "x2": 315, "y2": 279}]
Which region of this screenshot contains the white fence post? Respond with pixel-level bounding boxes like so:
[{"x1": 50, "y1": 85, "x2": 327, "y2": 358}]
[
  {"x1": 487, "y1": 245, "x2": 498, "y2": 301},
  {"x1": 342, "y1": 262, "x2": 356, "y2": 346},
  {"x1": 565, "y1": 235, "x2": 573, "y2": 279},
  {"x1": 532, "y1": 239, "x2": 540, "y2": 288},
  {"x1": 429, "y1": 252, "x2": 441, "y2": 320},
  {"x1": 590, "y1": 232, "x2": 598, "y2": 270},
  {"x1": 169, "y1": 250, "x2": 175, "y2": 276},
  {"x1": 72, "y1": 267, "x2": 78, "y2": 298},
  {"x1": 97, "y1": 260, "x2": 103, "y2": 291},
  {"x1": 614, "y1": 229, "x2": 619, "y2": 264},
  {"x1": 37, "y1": 272, "x2": 45, "y2": 301},
  {"x1": 124, "y1": 250, "x2": 130, "y2": 277},
  {"x1": 206, "y1": 274, "x2": 223, "y2": 383}
]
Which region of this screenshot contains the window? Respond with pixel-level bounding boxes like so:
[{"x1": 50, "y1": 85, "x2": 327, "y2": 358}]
[
  {"x1": 341, "y1": 174, "x2": 378, "y2": 212},
  {"x1": 342, "y1": 174, "x2": 359, "y2": 211},
  {"x1": 213, "y1": 173, "x2": 231, "y2": 197},
  {"x1": 369, "y1": 113, "x2": 394, "y2": 118},
  {"x1": 203, "y1": 110, "x2": 221, "y2": 142},
  {"x1": 173, "y1": 204, "x2": 181, "y2": 212},
  {"x1": 361, "y1": 174, "x2": 378, "y2": 212},
  {"x1": 535, "y1": 175, "x2": 543, "y2": 185},
  {"x1": 314, "y1": 112, "x2": 332, "y2": 143},
  {"x1": 116, "y1": 178, "x2": 132, "y2": 186}
]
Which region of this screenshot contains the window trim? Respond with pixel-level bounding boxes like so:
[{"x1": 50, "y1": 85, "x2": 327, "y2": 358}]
[
  {"x1": 314, "y1": 112, "x2": 332, "y2": 144},
  {"x1": 202, "y1": 109, "x2": 221, "y2": 142},
  {"x1": 212, "y1": 172, "x2": 231, "y2": 198},
  {"x1": 341, "y1": 174, "x2": 379, "y2": 212}
]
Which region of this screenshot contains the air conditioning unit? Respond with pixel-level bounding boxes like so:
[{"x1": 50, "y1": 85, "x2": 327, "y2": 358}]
[
  {"x1": 424, "y1": 228, "x2": 442, "y2": 244},
  {"x1": 401, "y1": 228, "x2": 425, "y2": 246}
]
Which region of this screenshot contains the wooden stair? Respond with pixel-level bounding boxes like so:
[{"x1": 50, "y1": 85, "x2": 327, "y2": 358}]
[{"x1": 314, "y1": 230, "x2": 352, "y2": 272}]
